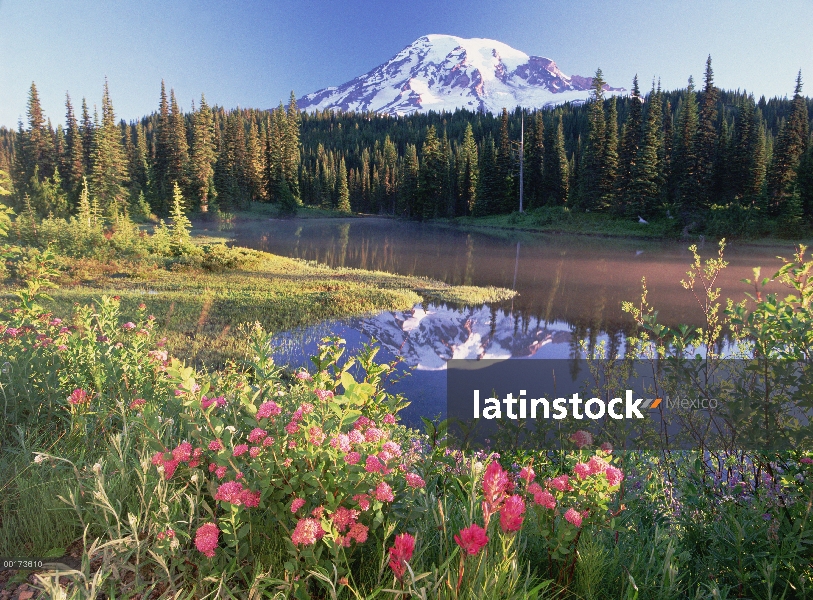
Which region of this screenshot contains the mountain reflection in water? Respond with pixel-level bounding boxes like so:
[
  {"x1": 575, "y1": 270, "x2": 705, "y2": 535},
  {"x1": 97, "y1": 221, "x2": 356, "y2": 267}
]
[{"x1": 215, "y1": 216, "x2": 791, "y2": 422}]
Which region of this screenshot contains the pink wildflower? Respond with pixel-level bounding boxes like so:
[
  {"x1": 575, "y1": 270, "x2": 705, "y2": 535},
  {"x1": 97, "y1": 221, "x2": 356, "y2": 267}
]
[
  {"x1": 482, "y1": 461, "x2": 511, "y2": 520},
  {"x1": 564, "y1": 508, "x2": 583, "y2": 528},
  {"x1": 314, "y1": 389, "x2": 333, "y2": 401},
  {"x1": 382, "y1": 441, "x2": 402, "y2": 457},
  {"x1": 215, "y1": 466, "x2": 227, "y2": 479},
  {"x1": 162, "y1": 459, "x2": 179, "y2": 479},
  {"x1": 232, "y1": 444, "x2": 249, "y2": 457},
  {"x1": 533, "y1": 489, "x2": 557, "y2": 509},
  {"x1": 348, "y1": 522, "x2": 368, "y2": 543},
  {"x1": 262, "y1": 436, "x2": 275, "y2": 447},
  {"x1": 354, "y1": 493, "x2": 371, "y2": 511},
  {"x1": 332, "y1": 506, "x2": 359, "y2": 532},
  {"x1": 285, "y1": 421, "x2": 299, "y2": 435},
  {"x1": 68, "y1": 389, "x2": 90, "y2": 405},
  {"x1": 331, "y1": 434, "x2": 352, "y2": 452},
  {"x1": 129, "y1": 398, "x2": 146, "y2": 409},
  {"x1": 365, "y1": 455, "x2": 383, "y2": 473},
  {"x1": 605, "y1": 466, "x2": 624, "y2": 487},
  {"x1": 375, "y1": 481, "x2": 395, "y2": 502},
  {"x1": 241, "y1": 489, "x2": 261, "y2": 508},
  {"x1": 291, "y1": 518, "x2": 324, "y2": 546},
  {"x1": 570, "y1": 430, "x2": 593, "y2": 449},
  {"x1": 519, "y1": 466, "x2": 535, "y2": 483},
  {"x1": 600, "y1": 442, "x2": 613, "y2": 454},
  {"x1": 405, "y1": 472, "x2": 425, "y2": 489},
  {"x1": 256, "y1": 401, "x2": 281, "y2": 419},
  {"x1": 573, "y1": 462, "x2": 591, "y2": 480},
  {"x1": 308, "y1": 426, "x2": 325, "y2": 446},
  {"x1": 208, "y1": 463, "x2": 217, "y2": 472},
  {"x1": 195, "y1": 523, "x2": 219, "y2": 558},
  {"x1": 383, "y1": 413, "x2": 397, "y2": 425},
  {"x1": 291, "y1": 497, "x2": 306, "y2": 513},
  {"x1": 388, "y1": 533, "x2": 415, "y2": 580},
  {"x1": 122, "y1": 322, "x2": 136, "y2": 331},
  {"x1": 151, "y1": 452, "x2": 166, "y2": 466},
  {"x1": 215, "y1": 481, "x2": 245, "y2": 505},
  {"x1": 588, "y1": 456, "x2": 609, "y2": 474},
  {"x1": 344, "y1": 451, "x2": 361, "y2": 465},
  {"x1": 300, "y1": 402, "x2": 315, "y2": 414},
  {"x1": 348, "y1": 430, "x2": 364, "y2": 445},
  {"x1": 454, "y1": 524, "x2": 489, "y2": 556},
  {"x1": 249, "y1": 447, "x2": 261, "y2": 458},
  {"x1": 172, "y1": 441, "x2": 193, "y2": 462},
  {"x1": 800, "y1": 457, "x2": 813, "y2": 465},
  {"x1": 548, "y1": 474, "x2": 572, "y2": 492},
  {"x1": 311, "y1": 506, "x2": 324, "y2": 518},
  {"x1": 365, "y1": 427, "x2": 385, "y2": 443},
  {"x1": 208, "y1": 439, "x2": 224, "y2": 452},
  {"x1": 296, "y1": 371, "x2": 313, "y2": 381},
  {"x1": 499, "y1": 495, "x2": 526, "y2": 532},
  {"x1": 247, "y1": 428, "x2": 268, "y2": 443}
]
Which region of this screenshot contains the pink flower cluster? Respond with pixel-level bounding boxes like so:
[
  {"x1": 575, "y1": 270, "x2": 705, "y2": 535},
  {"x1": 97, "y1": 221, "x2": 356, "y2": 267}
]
[
  {"x1": 570, "y1": 430, "x2": 593, "y2": 449},
  {"x1": 291, "y1": 517, "x2": 325, "y2": 546},
  {"x1": 195, "y1": 523, "x2": 219, "y2": 558},
  {"x1": 68, "y1": 388, "x2": 90, "y2": 406},
  {"x1": 214, "y1": 481, "x2": 260, "y2": 507},
  {"x1": 256, "y1": 400, "x2": 281, "y2": 419},
  {"x1": 201, "y1": 396, "x2": 227, "y2": 410}
]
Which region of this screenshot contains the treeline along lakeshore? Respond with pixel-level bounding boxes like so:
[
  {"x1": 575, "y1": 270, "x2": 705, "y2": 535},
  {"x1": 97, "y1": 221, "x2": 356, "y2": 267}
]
[{"x1": 1, "y1": 58, "x2": 812, "y2": 237}]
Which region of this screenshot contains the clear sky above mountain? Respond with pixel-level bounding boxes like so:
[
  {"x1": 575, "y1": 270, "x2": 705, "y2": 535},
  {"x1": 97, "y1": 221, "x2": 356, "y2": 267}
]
[{"x1": 1, "y1": 0, "x2": 811, "y2": 127}]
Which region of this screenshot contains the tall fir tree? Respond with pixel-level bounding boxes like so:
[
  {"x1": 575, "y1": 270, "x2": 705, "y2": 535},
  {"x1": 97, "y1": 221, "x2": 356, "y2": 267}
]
[
  {"x1": 672, "y1": 76, "x2": 700, "y2": 214},
  {"x1": 495, "y1": 108, "x2": 515, "y2": 213},
  {"x1": 168, "y1": 89, "x2": 190, "y2": 193},
  {"x1": 190, "y1": 95, "x2": 217, "y2": 211},
  {"x1": 524, "y1": 112, "x2": 544, "y2": 210},
  {"x1": 89, "y1": 80, "x2": 129, "y2": 216},
  {"x1": 458, "y1": 122, "x2": 479, "y2": 214},
  {"x1": 80, "y1": 98, "x2": 94, "y2": 177},
  {"x1": 579, "y1": 69, "x2": 607, "y2": 210},
  {"x1": 337, "y1": 156, "x2": 351, "y2": 212},
  {"x1": 767, "y1": 71, "x2": 810, "y2": 212},
  {"x1": 542, "y1": 114, "x2": 569, "y2": 205},
  {"x1": 417, "y1": 125, "x2": 444, "y2": 220},
  {"x1": 154, "y1": 81, "x2": 172, "y2": 212},
  {"x1": 627, "y1": 86, "x2": 663, "y2": 218},
  {"x1": 63, "y1": 93, "x2": 84, "y2": 193},
  {"x1": 695, "y1": 56, "x2": 719, "y2": 209},
  {"x1": 602, "y1": 96, "x2": 619, "y2": 207},
  {"x1": 617, "y1": 75, "x2": 643, "y2": 208}
]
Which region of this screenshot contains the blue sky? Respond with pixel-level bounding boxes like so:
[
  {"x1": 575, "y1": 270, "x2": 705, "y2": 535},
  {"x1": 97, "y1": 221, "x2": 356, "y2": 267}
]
[{"x1": 1, "y1": 0, "x2": 811, "y2": 128}]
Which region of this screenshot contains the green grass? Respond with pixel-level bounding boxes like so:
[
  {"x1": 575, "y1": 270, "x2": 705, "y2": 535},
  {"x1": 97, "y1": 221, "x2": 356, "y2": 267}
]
[
  {"x1": 441, "y1": 207, "x2": 813, "y2": 246},
  {"x1": 0, "y1": 247, "x2": 514, "y2": 367}
]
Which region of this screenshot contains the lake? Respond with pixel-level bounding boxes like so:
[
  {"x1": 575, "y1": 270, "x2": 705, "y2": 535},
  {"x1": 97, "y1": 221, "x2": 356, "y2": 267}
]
[{"x1": 217, "y1": 216, "x2": 792, "y2": 423}]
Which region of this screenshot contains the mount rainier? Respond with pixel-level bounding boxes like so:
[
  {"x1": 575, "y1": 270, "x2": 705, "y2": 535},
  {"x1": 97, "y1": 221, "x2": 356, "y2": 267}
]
[{"x1": 297, "y1": 34, "x2": 625, "y2": 116}]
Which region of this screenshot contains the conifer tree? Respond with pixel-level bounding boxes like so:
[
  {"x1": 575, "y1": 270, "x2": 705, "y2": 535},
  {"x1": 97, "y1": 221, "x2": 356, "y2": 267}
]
[
  {"x1": 169, "y1": 182, "x2": 193, "y2": 253},
  {"x1": 495, "y1": 108, "x2": 515, "y2": 213},
  {"x1": 458, "y1": 123, "x2": 479, "y2": 214},
  {"x1": 337, "y1": 156, "x2": 351, "y2": 212},
  {"x1": 417, "y1": 125, "x2": 444, "y2": 220},
  {"x1": 695, "y1": 56, "x2": 719, "y2": 209},
  {"x1": 628, "y1": 87, "x2": 663, "y2": 217},
  {"x1": 617, "y1": 75, "x2": 642, "y2": 208},
  {"x1": 399, "y1": 143, "x2": 419, "y2": 216},
  {"x1": 168, "y1": 89, "x2": 190, "y2": 192},
  {"x1": 797, "y1": 145, "x2": 813, "y2": 218},
  {"x1": 64, "y1": 93, "x2": 84, "y2": 192},
  {"x1": 602, "y1": 96, "x2": 619, "y2": 207},
  {"x1": 579, "y1": 69, "x2": 607, "y2": 210},
  {"x1": 542, "y1": 115, "x2": 569, "y2": 205},
  {"x1": 767, "y1": 71, "x2": 810, "y2": 211},
  {"x1": 672, "y1": 76, "x2": 699, "y2": 213},
  {"x1": 190, "y1": 95, "x2": 216, "y2": 211},
  {"x1": 14, "y1": 82, "x2": 55, "y2": 196},
  {"x1": 154, "y1": 81, "x2": 172, "y2": 211},
  {"x1": 80, "y1": 98, "x2": 94, "y2": 177},
  {"x1": 89, "y1": 80, "x2": 129, "y2": 216},
  {"x1": 285, "y1": 92, "x2": 302, "y2": 198},
  {"x1": 524, "y1": 112, "x2": 544, "y2": 210}
]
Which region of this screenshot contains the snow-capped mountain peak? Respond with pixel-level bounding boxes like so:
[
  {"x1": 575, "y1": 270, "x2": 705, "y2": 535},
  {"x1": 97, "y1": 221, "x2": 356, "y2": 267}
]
[{"x1": 298, "y1": 34, "x2": 625, "y2": 116}]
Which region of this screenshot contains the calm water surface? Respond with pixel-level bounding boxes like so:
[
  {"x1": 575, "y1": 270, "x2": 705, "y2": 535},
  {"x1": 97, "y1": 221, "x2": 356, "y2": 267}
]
[{"x1": 217, "y1": 217, "x2": 791, "y2": 423}]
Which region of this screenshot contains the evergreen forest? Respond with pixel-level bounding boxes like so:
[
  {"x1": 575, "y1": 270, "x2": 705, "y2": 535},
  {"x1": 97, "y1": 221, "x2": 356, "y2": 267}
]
[{"x1": 2, "y1": 57, "x2": 812, "y2": 237}]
